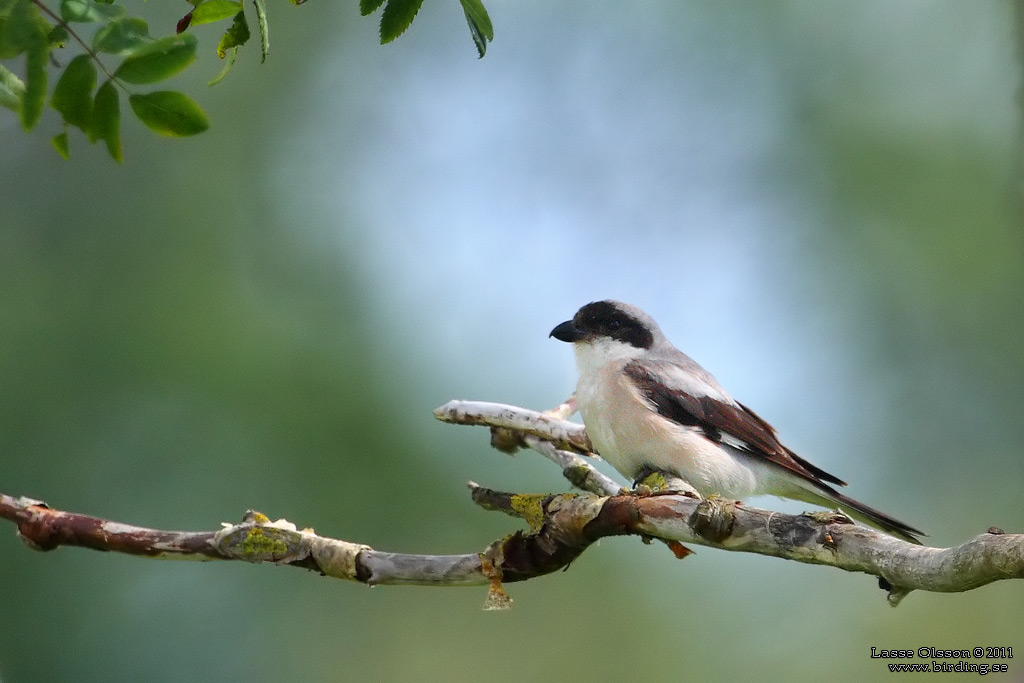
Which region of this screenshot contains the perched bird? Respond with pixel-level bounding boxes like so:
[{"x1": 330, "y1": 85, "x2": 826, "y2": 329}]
[{"x1": 550, "y1": 299, "x2": 924, "y2": 544}]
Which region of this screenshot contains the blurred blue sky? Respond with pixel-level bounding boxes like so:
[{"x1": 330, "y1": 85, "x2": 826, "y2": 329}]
[{"x1": 265, "y1": 0, "x2": 1022, "y2": 523}]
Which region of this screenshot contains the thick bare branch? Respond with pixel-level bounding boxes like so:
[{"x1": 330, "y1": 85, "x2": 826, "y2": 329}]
[
  {"x1": 436, "y1": 399, "x2": 1024, "y2": 605},
  {"x1": 3, "y1": 479, "x2": 1021, "y2": 607},
  {"x1": 0, "y1": 495, "x2": 486, "y2": 587},
  {"x1": 6, "y1": 484, "x2": 1021, "y2": 607},
  {"x1": 613, "y1": 494, "x2": 1023, "y2": 605},
  {"x1": 2, "y1": 400, "x2": 1021, "y2": 608}
]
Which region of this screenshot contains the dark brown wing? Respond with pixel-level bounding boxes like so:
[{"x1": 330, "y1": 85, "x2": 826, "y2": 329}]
[{"x1": 624, "y1": 360, "x2": 847, "y2": 487}]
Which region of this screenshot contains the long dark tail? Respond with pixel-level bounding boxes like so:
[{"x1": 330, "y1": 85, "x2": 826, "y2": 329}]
[{"x1": 791, "y1": 483, "x2": 925, "y2": 545}]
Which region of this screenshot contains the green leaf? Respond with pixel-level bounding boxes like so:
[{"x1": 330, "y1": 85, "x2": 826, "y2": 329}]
[
  {"x1": 216, "y1": 10, "x2": 248, "y2": 58},
  {"x1": 1, "y1": 0, "x2": 42, "y2": 56},
  {"x1": 51, "y1": 131, "x2": 70, "y2": 159},
  {"x1": 50, "y1": 53, "x2": 96, "y2": 131},
  {"x1": 60, "y1": 0, "x2": 125, "y2": 23},
  {"x1": 459, "y1": 0, "x2": 492, "y2": 58},
  {"x1": 0, "y1": 62, "x2": 25, "y2": 111},
  {"x1": 207, "y1": 44, "x2": 237, "y2": 86},
  {"x1": 115, "y1": 33, "x2": 196, "y2": 84},
  {"x1": 91, "y1": 80, "x2": 121, "y2": 161},
  {"x1": 48, "y1": 23, "x2": 68, "y2": 48},
  {"x1": 191, "y1": 0, "x2": 241, "y2": 26},
  {"x1": 129, "y1": 90, "x2": 209, "y2": 137},
  {"x1": 359, "y1": 0, "x2": 384, "y2": 16},
  {"x1": 379, "y1": 0, "x2": 423, "y2": 44},
  {"x1": 92, "y1": 16, "x2": 150, "y2": 54},
  {"x1": 20, "y1": 38, "x2": 47, "y2": 130},
  {"x1": 252, "y1": 0, "x2": 268, "y2": 63},
  {"x1": 0, "y1": 19, "x2": 16, "y2": 59}
]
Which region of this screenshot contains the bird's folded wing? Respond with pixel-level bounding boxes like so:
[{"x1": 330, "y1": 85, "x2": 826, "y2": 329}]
[{"x1": 623, "y1": 359, "x2": 846, "y2": 487}]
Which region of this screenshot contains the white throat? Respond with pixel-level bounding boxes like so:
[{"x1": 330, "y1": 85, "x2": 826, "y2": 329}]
[{"x1": 573, "y1": 338, "x2": 647, "y2": 378}]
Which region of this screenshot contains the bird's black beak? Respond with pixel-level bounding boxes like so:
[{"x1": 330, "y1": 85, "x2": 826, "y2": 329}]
[{"x1": 549, "y1": 320, "x2": 581, "y2": 342}]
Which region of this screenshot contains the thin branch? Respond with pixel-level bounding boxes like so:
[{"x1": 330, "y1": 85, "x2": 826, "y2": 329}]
[
  {"x1": 520, "y1": 435, "x2": 621, "y2": 496},
  {"x1": 33, "y1": 0, "x2": 119, "y2": 84},
  {"x1": 434, "y1": 399, "x2": 592, "y2": 454}
]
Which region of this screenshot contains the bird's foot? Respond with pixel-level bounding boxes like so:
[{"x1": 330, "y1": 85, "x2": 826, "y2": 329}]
[
  {"x1": 541, "y1": 395, "x2": 577, "y2": 421},
  {"x1": 805, "y1": 509, "x2": 856, "y2": 527},
  {"x1": 631, "y1": 467, "x2": 702, "y2": 498}
]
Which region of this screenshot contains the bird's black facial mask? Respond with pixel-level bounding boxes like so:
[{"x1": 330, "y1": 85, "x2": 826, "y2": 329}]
[{"x1": 553, "y1": 301, "x2": 655, "y2": 349}]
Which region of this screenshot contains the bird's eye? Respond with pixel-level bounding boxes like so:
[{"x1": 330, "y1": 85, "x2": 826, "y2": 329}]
[{"x1": 608, "y1": 320, "x2": 621, "y2": 330}]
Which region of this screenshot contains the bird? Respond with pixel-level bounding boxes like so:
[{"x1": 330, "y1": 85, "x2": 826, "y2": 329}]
[{"x1": 549, "y1": 299, "x2": 924, "y2": 544}]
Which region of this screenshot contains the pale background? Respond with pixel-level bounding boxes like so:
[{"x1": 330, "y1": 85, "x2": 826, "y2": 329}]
[{"x1": 2, "y1": 1, "x2": 1022, "y2": 681}]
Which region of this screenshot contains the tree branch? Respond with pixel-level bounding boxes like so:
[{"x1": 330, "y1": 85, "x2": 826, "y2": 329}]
[
  {"x1": 2, "y1": 400, "x2": 1022, "y2": 608},
  {"x1": 436, "y1": 400, "x2": 1024, "y2": 606},
  {"x1": 0, "y1": 494, "x2": 487, "y2": 585}
]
